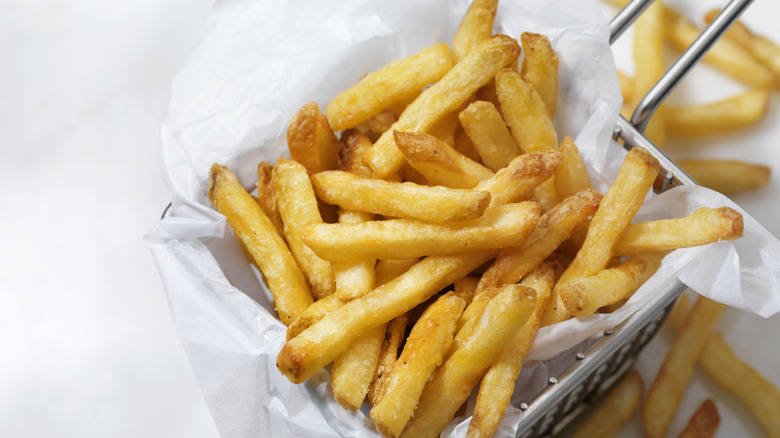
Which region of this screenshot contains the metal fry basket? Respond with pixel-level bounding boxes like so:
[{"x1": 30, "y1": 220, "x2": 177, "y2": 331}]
[{"x1": 514, "y1": 0, "x2": 753, "y2": 436}]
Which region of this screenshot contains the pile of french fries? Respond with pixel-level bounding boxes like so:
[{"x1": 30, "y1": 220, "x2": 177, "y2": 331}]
[
  {"x1": 203, "y1": 0, "x2": 770, "y2": 437},
  {"x1": 608, "y1": 0, "x2": 774, "y2": 195}
]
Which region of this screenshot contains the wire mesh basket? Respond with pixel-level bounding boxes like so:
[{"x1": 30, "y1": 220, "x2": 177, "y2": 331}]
[{"x1": 513, "y1": 0, "x2": 754, "y2": 436}]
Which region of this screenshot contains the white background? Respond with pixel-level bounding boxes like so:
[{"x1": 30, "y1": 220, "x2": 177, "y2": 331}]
[{"x1": 0, "y1": 0, "x2": 777, "y2": 437}]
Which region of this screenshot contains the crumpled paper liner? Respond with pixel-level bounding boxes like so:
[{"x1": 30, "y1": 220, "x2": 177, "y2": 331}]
[{"x1": 145, "y1": 0, "x2": 780, "y2": 436}]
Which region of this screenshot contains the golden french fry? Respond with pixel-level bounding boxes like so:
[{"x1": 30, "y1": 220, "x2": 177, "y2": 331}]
[
  {"x1": 520, "y1": 32, "x2": 559, "y2": 116},
  {"x1": 331, "y1": 323, "x2": 386, "y2": 410},
  {"x1": 286, "y1": 293, "x2": 344, "y2": 340},
  {"x1": 326, "y1": 43, "x2": 454, "y2": 131},
  {"x1": 705, "y1": 9, "x2": 780, "y2": 85},
  {"x1": 256, "y1": 161, "x2": 285, "y2": 236},
  {"x1": 400, "y1": 284, "x2": 536, "y2": 438},
  {"x1": 556, "y1": 147, "x2": 659, "y2": 286},
  {"x1": 467, "y1": 259, "x2": 556, "y2": 438},
  {"x1": 633, "y1": 1, "x2": 666, "y2": 147},
  {"x1": 428, "y1": 109, "x2": 461, "y2": 147},
  {"x1": 560, "y1": 251, "x2": 666, "y2": 316},
  {"x1": 393, "y1": 131, "x2": 494, "y2": 189},
  {"x1": 453, "y1": 276, "x2": 479, "y2": 305},
  {"x1": 368, "y1": 314, "x2": 408, "y2": 406},
  {"x1": 666, "y1": 89, "x2": 770, "y2": 138},
  {"x1": 496, "y1": 67, "x2": 558, "y2": 154},
  {"x1": 474, "y1": 150, "x2": 563, "y2": 207},
  {"x1": 277, "y1": 250, "x2": 495, "y2": 383},
  {"x1": 451, "y1": 0, "x2": 499, "y2": 63},
  {"x1": 554, "y1": 137, "x2": 592, "y2": 201},
  {"x1": 613, "y1": 207, "x2": 743, "y2": 257},
  {"x1": 677, "y1": 399, "x2": 720, "y2": 438},
  {"x1": 303, "y1": 202, "x2": 538, "y2": 261},
  {"x1": 548, "y1": 147, "x2": 659, "y2": 324},
  {"x1": 676, "y1": 159, "x2": 771, "y2": 194},
  {"x1": 458, "y1": 100, "x2": 522, "y2": 171},
  {"x1": 568, "y1": 370, "x2": 644, "y2": 438},
  {"x1": 370, "y1": 293, "x2": 465, "y2": 438},
  {"x1": 311, "y1": 170, "x2": 491, "y2": 222},
  {"x1": 208, "y1": 164, "x2": 313, "y2": 325},
  {"x1": 668, "y1": 296, "x2": 780, "y2": 438},
  {"x1": 333, "y1": 209, "x2": 376, "y2": 301},
  {"x1": 354, "y1": 110, "x2": 398, "y2": 143},
  {"x1": 339, "y1": 129, "x2": 376, "y2": 178},
  {"x1": 664, "y1": 7, "x2": 776, "y2": 89},
  {"x1": 643, "y1": 296, "x2": 727, "y2": 438},
  {"x1": 287, "y1": 102, "x2": 341, "y2": 174},
  {"x1": 273, "y1": 158, "x2": 335, "y2": 299},
  {"x1": 478, "y1": 189, "x2": 602, "y2": 293},
  {"x1": 365, "y1": 34, "x2": 521, "y2": 178},
  {"x1": 375, "y1": 258, "x2": 421, "y2": 287},
  {"x1": 495, "y1": 67, "x2": 559, "y2": 211},
  {"x1": 453, "y1": 124, "x2": 483, "y2": 163}
]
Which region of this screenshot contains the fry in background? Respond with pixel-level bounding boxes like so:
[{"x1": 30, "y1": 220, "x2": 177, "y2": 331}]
[
  {"x1": 569, "y1": 370, "x2": 644, "y2": 438},
  {"x1": 676, "y1": 159, "x2": 771, "y2": 195},
  {"x1": 287, "y1": 102, "x2": 341, "y2": 174},
  {"x1": 451, "y1": 0, "x2": 498, "y2": 63},
  {"x1": 677, "y1": 399, "x2": 720, "y2": 438},
  {"x1": 643, "y1": 296, "x2": 727, "y2": 438},
  {"x1": 666, "y1": 89, "x2": 770, "y2": 138}
]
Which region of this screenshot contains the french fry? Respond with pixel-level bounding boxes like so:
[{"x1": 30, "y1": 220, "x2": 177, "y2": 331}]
[
  {"x1": 676, "y1": 159, "x2": 771, "y2": 195},
  {"x1": 704, "y1": 9, "x2": 780, "y2": 85},
  {"x1": 302, "y1": 202, "x2": 539, "y2": 261},
  {"x1": 554, "y1": 136, "x2": 592, "y2": 201},
  {"x1": 277, "y1": 250, "x2": 496, "y2": 383},
  {"x1": 560, "y1": 251, "x2": 666, "y2": 316},
  {"x1": 393, "y1": 131, "x2": 494, "y2": 188},
  {"x1": 495, "y1": 68, "x2": 558, "y2": 154},
  {"x1": 452, "y1": 276, "x2": 479, "y2": 305},
  {"x1": 326, "y1": 43, "x2": 454, "y2": 131},
  {"x1": 287, "y1": 102, "x2": 341, "y2": 174},
  {"x1": 256, "y1": 161, "x2": 284, "y2": 236},
  {"x1": 370, "y1": 293, "x2": 465, "y2": 438},
  {"x1": 400, "y1": 284, "x2": 537, "y2": 438},
  {"x1": 556, "y1": 147, "x2": 659, "y2": 286},
  {"x1": 208, "y1": 164, "x2": 313, "y2": 325},
  {"x1": 453, "y1": 124, "x2": 483, "y2": 163},
  {"x1": 272, "y1": 158, "x2": 335, "y2": 299},
  {"x1": 333, "y1": 209, "x2": 376, "y2": 301},
  {"x1": 339, "y1": 129, "x2": 375, "y2": 178},
  {"x1": 568, "y1": 370, "x2": 644, "y2": 438},
  {"x1": 520, "y1": 32, "x2": 559, "y2": 116},
  {"x1": 310, "y1": 170, "x2": 491, "y2": 223},
  {"x1": 286, "y1": 293, "x2": 343, "y2": 340},
  {"x1": 664, "y1": 7, "x2": 776, "y2": 89},
  {"x1": 613, "y1": 207, "x2": 743, "y2": 257},
  {"x1": 478, "y1": 189, "x2": 602, "y2": 293},
  {"x1": 375, "y1": 258, "x2": 420, "y2": 286},
  {"x1": 495, "y1": 68, "x2": 559, "y2": 211},
  {"x1": 458, "y1": 100, "x2": 522, "y2": 171},
  {"x1": 473, "y1": 150, "x2": 563, "y2": 207},
  {"x1": 365, "y1": 35, "x2": 521, "y2": 178},
  {"x1": 677, "y1": 399, "x2": 720, "y2": 438},
  {"x1": 331, "y1": 324, "x2": 386, "y2": 410},
  {"x1": 669, "y1": 296, "x2": 780, "y2": 438},
  {"x1": 451, "y1": 0, "x2": 498, "y2": 63},
  {"x1": 632, "y1": 0, "x2": 666, "y2": 147},
  {"x1": 666, "y1": 89, "x2": 770, "y2": 138},
  {"x1": 548, "y1": 147, "x2": 659, "y2": 325},
  {"x1": 467, "y1": 259, "x2": 556, "y2": 438},
  {"x1": 427, "y1": 109, "x2": 461, "y2": 147},
  {"x1": 643, "y1": 296, "x2": 727, "y2": 438},
  {"x1": 368, "y1": 314, "x2": 408, "y2": 406},
  {"x1": 354, "y1": 110, "x2": 397, "y2": 143}
]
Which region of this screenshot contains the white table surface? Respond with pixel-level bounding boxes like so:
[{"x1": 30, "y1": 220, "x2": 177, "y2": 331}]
[{"x1": 0, "y1": 0, "x2": 777, "y2": 437}]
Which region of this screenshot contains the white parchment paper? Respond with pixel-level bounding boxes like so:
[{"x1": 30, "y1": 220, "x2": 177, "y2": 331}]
[{"x1": 145, "y1": 0, "x2": 780, "y2": 436}]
